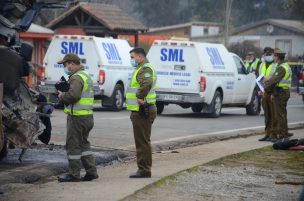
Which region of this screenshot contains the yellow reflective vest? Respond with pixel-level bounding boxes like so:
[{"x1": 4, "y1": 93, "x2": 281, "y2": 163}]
[
  {"x1": 126, "y1": 63, "x2": 157, "y2": 111},
  {"x1": 64, "y1": 70, "x2": 94, "y2": 116},
  {"x1": 259, "y1": 62, "x2": 277, "y2": 78},
  {"x1": 277, "y1": 63, "x2": 292, "y2": 89},
  {"x1": 244, "y1": 58, "x2": 260, "y2": 72}
]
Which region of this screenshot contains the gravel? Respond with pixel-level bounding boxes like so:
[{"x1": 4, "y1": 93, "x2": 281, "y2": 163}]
[{"x1": 125, "y1": 165, "x2": 303, "y2": 201}]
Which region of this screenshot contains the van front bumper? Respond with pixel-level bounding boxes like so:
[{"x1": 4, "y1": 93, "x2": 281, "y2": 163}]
[{"x1": 156, "y1": 92, "x2": 205, "y2": 103}]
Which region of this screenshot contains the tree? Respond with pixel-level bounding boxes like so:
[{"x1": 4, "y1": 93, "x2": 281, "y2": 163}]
[{"x1": 133, "y1": 0, "x2": 181, "y2": 27}]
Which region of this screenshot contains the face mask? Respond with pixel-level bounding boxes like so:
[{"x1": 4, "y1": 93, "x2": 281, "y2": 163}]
[
  {"x1": 64, "y1": 67, "x2": 71, "y2": 75},
  {"x1": 265, "y1": 56, "x2": 273, "y2": 63},
  {"x1": 130, "y1": 59, "x2": 138, "y2": 67},
  {"x1": 248, "y1": 59, "x2": 253, "y2": 63},
  {"x1": 261, "y1": 57, "x2": 265, "y2": 63}
]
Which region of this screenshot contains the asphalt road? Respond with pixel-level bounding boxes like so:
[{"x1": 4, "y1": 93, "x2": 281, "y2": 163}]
[
  {"x1": 50, "y1": 92, "x2": 304, "y2": 149},
  {"x1": 0, "y1": 93, "x2": 303, "y2": 186}
]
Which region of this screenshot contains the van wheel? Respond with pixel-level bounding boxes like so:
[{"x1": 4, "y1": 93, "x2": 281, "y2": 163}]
[
  {"x1": 246, "y1": 90, "x2": 259, "y2": 115},
  {"x1": 0, "y1": 138, "x2": 8, "y2": 161},
  {"x1": 156, "y1": 102, "x2": 164, "y2": 115},
  {"x1": 110, "y1": 84, "x2": 124, "y2": 111},
  {"x1": 191, "y1": 103, "x2": 203, "y2": 113},
  {"x1": 208, "y1": 91, "x2": 222, "y2": 118}
]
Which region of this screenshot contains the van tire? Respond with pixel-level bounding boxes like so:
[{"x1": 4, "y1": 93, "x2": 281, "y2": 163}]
[
  {"x1": 246, "y1": 90, "x2": 259, "y2": 115},
  {"x1": 208, "y1": 91, "x2": 222, "y2": 118},
  {"x1": 191, "y1": 103, "x2": 203, "y2": 113},
  {"x1": 110, "y1": 84, "x2": 124, "y2": 111},
  {"x1": 156, "y1": 102, "x2": 164, "y2": 115}
]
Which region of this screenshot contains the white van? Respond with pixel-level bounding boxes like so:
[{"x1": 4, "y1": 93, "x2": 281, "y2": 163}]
[
  {"x1": 39, "y1": 35, "x2": 133, "y2": 110},
  {"x1": 147, "y1": 40, "x2": 259, "y2": 117}
]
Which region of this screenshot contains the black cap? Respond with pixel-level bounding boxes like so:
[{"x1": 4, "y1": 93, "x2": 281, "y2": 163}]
[{"x1": 263, "y1": 47, "x2": 274, "y2": 54}]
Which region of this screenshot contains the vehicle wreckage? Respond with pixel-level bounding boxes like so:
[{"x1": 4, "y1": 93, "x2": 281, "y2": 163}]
[{"x1": 0, "y1": 0, "x2": 76, "y2": 161}]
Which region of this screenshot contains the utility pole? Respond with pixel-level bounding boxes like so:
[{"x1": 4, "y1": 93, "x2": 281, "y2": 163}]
[{"x1": 224, "y1": 0, "x2": 233, "y2": 47}]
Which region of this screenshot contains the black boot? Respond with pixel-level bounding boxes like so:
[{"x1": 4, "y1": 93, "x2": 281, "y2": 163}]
[
  {"x1": 81, "y1": 173, "x2": 99, "y2": 181},
  {"x1": 258, "y1": 135, "x2": 269, "y2": 141},
  {"x1": 57, "y1": 174, "x2": 80, "y2": 182},
  {"x1": 129, "y1": 171, "x2": 151, "y2": 178}
]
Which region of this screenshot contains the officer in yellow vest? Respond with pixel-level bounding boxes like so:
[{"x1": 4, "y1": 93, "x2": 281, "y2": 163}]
[
  {"x1": 126, "y1": 48, "x2": 157, "y2": 178},
  {"x1": 258, "y1": 47, "x2": 278, "y2": 141},
  {"x1": 244, "y1": 52, "x2": 261, "y2": 74},
  {"x1": 57, "y1": 53, "x2": 98, "y2": 182},
  {"x1": 264, "y1": 48, "x2": 292, "y2": 142}
]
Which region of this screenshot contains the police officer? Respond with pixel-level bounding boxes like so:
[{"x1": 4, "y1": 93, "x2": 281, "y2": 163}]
[
  {"x1": 126, "y1": 48, "x2": 157, "y2": 178},
  {"x1": 258, "y1": 47, "x2": 278, "y2": 141},
  {"x1": 264, "y1": 48, "x2": 292, "y2": 142},
  {"x1": 57, "y1": 53, "x2": 98, "y2": 182},
  {"x1": 244, "y1": 52, "x2": 261, "y2": 74}
]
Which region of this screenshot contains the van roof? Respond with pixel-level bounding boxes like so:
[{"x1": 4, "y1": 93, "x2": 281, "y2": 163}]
[
  {"x1": 53, "y1": 34, "x2": 128, "y2": 43},
  {"x1": 152, "y1": 40, "x2": 225, "y2": 48}
]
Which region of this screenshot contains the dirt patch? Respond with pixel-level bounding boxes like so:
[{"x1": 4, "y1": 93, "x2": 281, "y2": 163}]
[{"x1": 123, "y1": 146, "x2": 304, "y2": 201}]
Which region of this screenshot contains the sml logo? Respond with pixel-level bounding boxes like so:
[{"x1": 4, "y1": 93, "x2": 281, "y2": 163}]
[
  {"x1": 206, "y1": 47, "x2": 225, "y2": 69},
  {"x1": 102, "y1": 43, "x2": 122, "y2": 64},
  {"x1": 160, "y1": 48, "x2": 185, "y2": 62},
  {"x1": 61, "y1": 42, "x2": 84, "y2": 55}
]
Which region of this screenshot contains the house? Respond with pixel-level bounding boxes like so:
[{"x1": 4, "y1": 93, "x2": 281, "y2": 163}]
[
  {"x1": 19, "y1": 23, "x2": 54, "y2": 87},
  {"x1": 144, "y1": 21, "x2": 223, "y2": 40},
  {"x1": 46, "y1": 2, "x2": 147, "y2": 46},
  {"x1": 229, "y1": 19, "x2": 304, "y2": 58}
]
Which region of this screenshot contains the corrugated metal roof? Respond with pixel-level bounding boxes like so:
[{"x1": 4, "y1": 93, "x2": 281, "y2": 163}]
[
  {"x1": 27, "y1": 23, "x2": 54, "y2": 34},
  {"x1": 47, "y1": 3, "x2": 146, "y2": 32},
  {"x1": 148, "y1": 21, "x2": 223, "y2": 33},
  {"x1": 233, "y1": 18, "x2": 304, "y2": 35}
]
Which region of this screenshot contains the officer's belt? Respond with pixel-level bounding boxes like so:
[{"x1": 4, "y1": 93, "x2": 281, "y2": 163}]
[{"x1": 132, "y1": 104, "x2": 156, "y2": 112}]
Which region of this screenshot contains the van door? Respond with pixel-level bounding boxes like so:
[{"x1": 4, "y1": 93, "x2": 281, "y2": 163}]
[
  {"x1": 148, "y1": 44, "x2": 200, "y2": 94},
  {"x1": 232, "y1": 56, "x2": 251, "y2": 103}
]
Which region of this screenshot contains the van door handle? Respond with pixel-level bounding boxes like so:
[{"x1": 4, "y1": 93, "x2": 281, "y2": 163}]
[{"x1": 238, "y1": 78, "x2": 241, "y2": 80}]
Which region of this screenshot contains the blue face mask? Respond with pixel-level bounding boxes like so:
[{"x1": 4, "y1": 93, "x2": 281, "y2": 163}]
[
  {"x1": 265, "y1": 56, "x2": 273, "y2": 63},
  {"x1": 64, "y1": 67, "x2": 71, "y2": 75},
  {"x1": 130, "y1": 59, "x2": 138, "y2": 67}
]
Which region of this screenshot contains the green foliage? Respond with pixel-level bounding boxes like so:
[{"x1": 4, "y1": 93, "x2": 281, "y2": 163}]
[
  {"x1": 132, "y1": 0, "x2": 304, "y2": 28},
  {"x1": 228, "y1": 41, "x2": 262, "y2": 59},
  {"x1": 133, "y1": 0, "x2": 182, "y2": 27}
]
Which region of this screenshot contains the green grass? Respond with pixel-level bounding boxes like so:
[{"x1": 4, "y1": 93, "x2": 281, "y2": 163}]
[{"x1": 205, "y1": 146, "x2": 304, "y2": 173}]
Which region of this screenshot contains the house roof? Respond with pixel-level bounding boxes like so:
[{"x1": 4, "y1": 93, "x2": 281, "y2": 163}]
[
  {"x1": 233, "y1": 18, "x2": 304, "y2": 35},
  {"x1": 47, "y1": 2, "x2": 147, "y2": 32},
  {"x1": 148, "y1": 21, "x2": 223, "y2": 33},
  {"x1": 27, "y1": 23, "x2": 54, "y2": 34}
]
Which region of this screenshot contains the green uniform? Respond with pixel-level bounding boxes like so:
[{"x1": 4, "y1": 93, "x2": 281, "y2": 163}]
[
  {"x1": 260, "y1": 62, "x2": 277, "y2": 138},
  {"x1": 265, "y1": 62, "x2": 292, "y2": 139},
  {"x1": 61, "y1": 67, "x2": 97, "y2": 179},
  {"x1": 126, "y1": 59, "x2": 157, "y2": 174}
]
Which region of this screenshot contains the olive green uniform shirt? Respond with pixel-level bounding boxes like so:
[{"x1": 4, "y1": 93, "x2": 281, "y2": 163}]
[
  {"x1": 61, "y1": 67, "x2": 85, "y2": 104},
  {"x1": 136, "y1": 59, "x2": 153, "y2": 100}
]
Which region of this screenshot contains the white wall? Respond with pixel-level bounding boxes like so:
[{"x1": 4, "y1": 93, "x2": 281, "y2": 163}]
[{"x1": 229, "y1": 35, "x2": 304, "y2": 57}]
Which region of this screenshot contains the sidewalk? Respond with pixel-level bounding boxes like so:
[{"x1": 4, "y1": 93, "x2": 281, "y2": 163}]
[{"x1": 2, "y1": 128, "x2": 304, "y2": 201}]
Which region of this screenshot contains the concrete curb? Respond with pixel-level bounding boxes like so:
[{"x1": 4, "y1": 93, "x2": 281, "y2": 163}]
[{"x1": 122, "y1": 122, "x2": 304, "y2": 153}]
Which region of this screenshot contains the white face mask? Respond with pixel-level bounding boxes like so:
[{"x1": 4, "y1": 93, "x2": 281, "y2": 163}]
[
  {"x1": 130, "y1": 59, "x2": 138, "y2": 67},
  {"x1": 265, "y1": 56, "x2": 273, "y2": 63},
  {"x1": 64, "y1": 67, "x2": 71, "y2": 75}
]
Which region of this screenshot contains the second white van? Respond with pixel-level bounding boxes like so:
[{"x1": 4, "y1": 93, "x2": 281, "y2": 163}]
[{"x1": 147, "y1": 40, "x2": 259, "y2": 117}]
